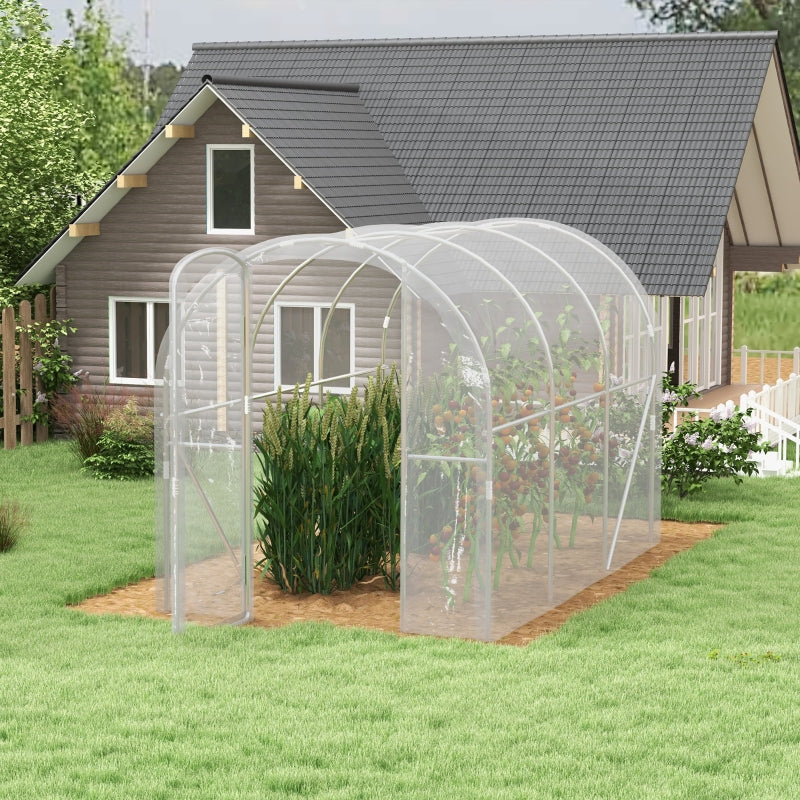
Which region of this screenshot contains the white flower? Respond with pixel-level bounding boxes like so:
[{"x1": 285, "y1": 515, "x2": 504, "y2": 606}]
[
  {"x1": 742, "y1": 416, "x2": 758, "y2": 433},
  {"x1": 710, "y1": 401, "x2": 736, "y2": 422},
  {"x1": 662, "y1": 390, "x2": 678, "y2": 404},
  {"x1": 718, "y1": 443, "x2": 732, "y2": 454},
  {"x1": 668, "y1": 361, "x2": 676, "y2": 374},
  {"x1": 701, "y1": 437, "x2": 715, "y2": 450},
  {"x1": 35, "y1": 391, "x2": 47, "y2": 404},
  {"x1": 685, "y1": 432, "x2": 700, "y2": 446}
]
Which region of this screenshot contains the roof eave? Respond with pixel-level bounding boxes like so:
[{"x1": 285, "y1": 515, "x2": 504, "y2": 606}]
[{"x1": 16, "y1": 87, "x2": 219, "y2": 286}]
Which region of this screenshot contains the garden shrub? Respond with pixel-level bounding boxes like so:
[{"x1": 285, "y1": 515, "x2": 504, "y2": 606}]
[
  {"x1": 254, "y1": 366, "x2": 401, "y2": 594},
  {"x1": 50, "y1": 377, "x2": 124, "y2": 461},
  {"x1": 661, "y1": 374, "x2": 771, "y2": 498},
  {"x1": 83, "y1": 397, "x2": 155, "y2": 480},
  {"x1": 0, "y1": 500, "x2": 27, "y2": 553}
]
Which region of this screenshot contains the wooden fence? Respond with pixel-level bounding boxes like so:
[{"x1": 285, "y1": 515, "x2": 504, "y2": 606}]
[{"x1": 1, "y1": 289, "x2": 55, "y2": 450}]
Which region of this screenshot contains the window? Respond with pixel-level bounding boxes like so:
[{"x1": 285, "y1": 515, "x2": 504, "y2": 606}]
[
  {"x1": 206, "y1": 145, "x2": 254, "y2": 234},
  {"x1": 275, "y1": 303, "x2": 354, "y2": 391},
  {"x1": 110, "y1": 298, "x2": 169, "y2": 384}
]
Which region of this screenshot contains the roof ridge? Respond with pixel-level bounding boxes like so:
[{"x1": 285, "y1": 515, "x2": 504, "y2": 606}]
[
  {"x1": 204, "y1": 74, "x2": 359, "y2": 93},
  {"x1": 192, "y1": 31, "x2": 778, "y2": 51}
]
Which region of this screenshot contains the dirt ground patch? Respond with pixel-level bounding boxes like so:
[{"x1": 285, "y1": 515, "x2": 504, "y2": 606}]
[{"x1": 75, "y1": 519, "x2": 720, "y2": 645}]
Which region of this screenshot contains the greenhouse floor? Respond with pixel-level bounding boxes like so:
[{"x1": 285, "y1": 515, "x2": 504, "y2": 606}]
[{"x1": 74, "y1": 520, "x2": 720, "y2": 645}]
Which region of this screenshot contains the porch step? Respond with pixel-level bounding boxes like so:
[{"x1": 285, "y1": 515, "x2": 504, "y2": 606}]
[{"x1": 751, "y1": 450, "x2": 796, "y2": 477}]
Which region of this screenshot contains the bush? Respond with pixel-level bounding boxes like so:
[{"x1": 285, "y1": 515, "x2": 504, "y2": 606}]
[
  {"x1": 50, "y1": 378, "x2": 124, "y2": 461},
  {"x1": 254, "y1": 366, "x2": 401, "y2": 594},
  {"x1": 661, "y1": 375, "x2": 771, "y2": 498},
  {"x1": 0, "y1": 500, "x2": 27, "y2": 553},
  {"x1": 83, "y1": 397, "x2": 155, "y2": 480}
]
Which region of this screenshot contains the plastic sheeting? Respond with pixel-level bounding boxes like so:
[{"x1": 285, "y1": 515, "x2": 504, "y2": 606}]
[{"x1": 158, "y1": 219, "x2": 660, "y2": 640}]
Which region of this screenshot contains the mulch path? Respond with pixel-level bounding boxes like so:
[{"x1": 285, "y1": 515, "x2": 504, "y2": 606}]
[{"x1": 74, "y1": 519, "x2": 720, "y2": 645}]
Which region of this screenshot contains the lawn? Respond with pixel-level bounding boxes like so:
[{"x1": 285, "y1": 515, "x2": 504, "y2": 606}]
[
  {"x1": 1, "y1": 441, "x2": 799, "y2": 799},
  {"x1": 733, "y1": 283, "x2": 800, "y2": 350}
]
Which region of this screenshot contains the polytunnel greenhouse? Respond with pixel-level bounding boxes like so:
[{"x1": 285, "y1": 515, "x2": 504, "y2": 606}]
[{"x1": 157, "y1": 218, "x2": 661, "y2": 642}]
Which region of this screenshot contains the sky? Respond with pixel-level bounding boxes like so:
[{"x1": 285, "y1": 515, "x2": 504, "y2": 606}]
[{"x1": 39, "y1": 0, "x2": 658, "y2": 66}]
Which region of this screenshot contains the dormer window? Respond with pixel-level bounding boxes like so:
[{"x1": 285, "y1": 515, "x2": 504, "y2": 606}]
[{"x1": 206, "y1": 145, "x2": 254, "y2": 234}]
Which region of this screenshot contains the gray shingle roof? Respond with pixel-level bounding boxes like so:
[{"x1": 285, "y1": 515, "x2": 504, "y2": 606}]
[
  {"x1": 210, "y1": 79, "x2": 430, "y2": 225},
  {"x1": 160, "y1": 33, "x2": 779, "y2": 295}
]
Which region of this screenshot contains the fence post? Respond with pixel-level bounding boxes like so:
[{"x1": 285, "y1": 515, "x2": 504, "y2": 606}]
[
  {"x1": 33, "y1": 293, "x2": 49, "y2": 443},
  {"x1": 740, "y1": 345, "x2": 747, "y2": 384},
  {"x1": 18, "y1": 301, "x2": 33, "y2": 446},
  {"x1": 2, "y1": 306, "x2": 16, "y2": 449}
]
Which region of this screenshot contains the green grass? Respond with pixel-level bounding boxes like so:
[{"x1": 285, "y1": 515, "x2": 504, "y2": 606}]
[
  {"x1": 2, "y1": 441, "x2": 800, "y2": 799},
  {"x1": 733, "y1": 288, "x2": 800, "y2": 350}
]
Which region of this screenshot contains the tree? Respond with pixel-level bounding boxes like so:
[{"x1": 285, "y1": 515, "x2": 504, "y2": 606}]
[
  {"x1": 629, "y1": 0, "x2": 800, "y2": 126},
  {"x1": 60, "y1": 0, "x2": 150, "y2": 183},
  {"x1": 0, "y1": 0, "x2": 96, "y2": 285},
  {"x1": 125, "y1": 60, "x2": 183, "y2": 126}
]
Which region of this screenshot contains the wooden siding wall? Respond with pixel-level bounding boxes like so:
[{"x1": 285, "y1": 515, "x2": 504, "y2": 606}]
[{"x1": 58, "y1": 101, "x2": 405, "y2": 409}]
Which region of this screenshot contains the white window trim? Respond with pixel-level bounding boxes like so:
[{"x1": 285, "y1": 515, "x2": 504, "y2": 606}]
[
  {"x1": 206, "y1": 144, "x2": 255, "y2": 235},
  {"x1": 275, "y1": 302, "x2": 355, "y2": 393},
  {"x1": 109, "y1": 297, "x2": 169, "y2": 386}
]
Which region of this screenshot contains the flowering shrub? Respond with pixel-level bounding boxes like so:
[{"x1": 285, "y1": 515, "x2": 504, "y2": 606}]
[
  {"x1": 661, "y1": 374, "x2": 771, "y2": 498},
  {"x1": 17, "y1": 318, "x2": 78, "y2": 429}
]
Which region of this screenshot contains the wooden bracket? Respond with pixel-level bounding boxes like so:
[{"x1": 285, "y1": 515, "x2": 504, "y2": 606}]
[
  {"x1": 68, "y1": 222, "x2": 100, "y2": 238},
  {"x1": 165, "y1": 124, "x2": 195, "y2": 139},
  {"x1": 116, "y1": 174, "x2": 148, "y2": 189}
]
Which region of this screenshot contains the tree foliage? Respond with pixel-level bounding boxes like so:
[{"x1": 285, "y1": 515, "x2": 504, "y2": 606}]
[
  {"x1": 0, "y1": 0, "x2": 95, "y2": 283},
  {"x1": 629, "y1": 0, "x2": 800, "y2": 125},
  {"x1": 126, "y1": 61, "x2": 183, "y2": 126},
  {"x1": 60, "y1": 0, "x2": 150, "y2": 182},
  {"x1": 0, "y1": 0, "x2": 180, "y2": 289}
]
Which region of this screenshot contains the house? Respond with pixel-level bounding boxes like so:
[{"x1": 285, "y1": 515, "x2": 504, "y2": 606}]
[{"x1": 17, "y1": 31, "x2": 800, "y2": 406}]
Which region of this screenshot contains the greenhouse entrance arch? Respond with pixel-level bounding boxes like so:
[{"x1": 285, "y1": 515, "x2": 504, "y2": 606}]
[{"x1": 157, "y1": 219, "x2": 661, "y2": 642}]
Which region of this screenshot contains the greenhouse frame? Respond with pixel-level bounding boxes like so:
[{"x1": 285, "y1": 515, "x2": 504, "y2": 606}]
[{"x1": 157, "y1": 218, "x2": 661, "y2": 641}]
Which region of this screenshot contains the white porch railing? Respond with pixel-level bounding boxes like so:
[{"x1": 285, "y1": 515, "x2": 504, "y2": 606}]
[{"x1": 736, "y1": 346, "x2": 800, "y2": 385}]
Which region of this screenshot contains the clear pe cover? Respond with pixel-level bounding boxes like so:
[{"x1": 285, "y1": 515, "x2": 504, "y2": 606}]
[{"x1": 160, "y1": 220, "x2": 659, "y2": 640}]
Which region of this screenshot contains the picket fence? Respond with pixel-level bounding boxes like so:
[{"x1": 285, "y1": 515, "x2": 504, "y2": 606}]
[{"x1": 0, "y1": 290, "x2": 55, "y2": 449}]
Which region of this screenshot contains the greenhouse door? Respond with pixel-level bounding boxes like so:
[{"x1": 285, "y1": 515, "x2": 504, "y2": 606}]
[{"x1": 162, "y1": 257, "x2": 252, "y2": 632}]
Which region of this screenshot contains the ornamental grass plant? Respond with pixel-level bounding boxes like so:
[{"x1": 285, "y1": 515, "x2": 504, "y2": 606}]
[
  {"x1": 254, "y1": 366, "x2": 401, "y2": 593},
  {"x1": 50, "y1": 377, "x2": 125, "y2": 461},
  {"x1": 0, "y1": 498, "x2": 27, "y2": 552}
]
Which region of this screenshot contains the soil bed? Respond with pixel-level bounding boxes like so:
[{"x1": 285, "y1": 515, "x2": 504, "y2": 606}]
[{"x1": 75, "y1": 520, "x2": 720, "y2": 645}]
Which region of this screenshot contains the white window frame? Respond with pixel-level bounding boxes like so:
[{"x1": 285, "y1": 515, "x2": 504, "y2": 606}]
[
  {"x1": 206, "y1": 144, "x2": 255, "y2": 235},
  {"x1": 109, "y1": 297, "x2": 169, "y2": 385},
  {"x1": 274, "y1": 302, "x2": 355, "y2": 393}
]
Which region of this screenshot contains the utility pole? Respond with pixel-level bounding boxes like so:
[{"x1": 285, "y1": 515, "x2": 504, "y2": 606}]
[{"x1": 143, "y1": 0, "x2": 152, "y2": 123}]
